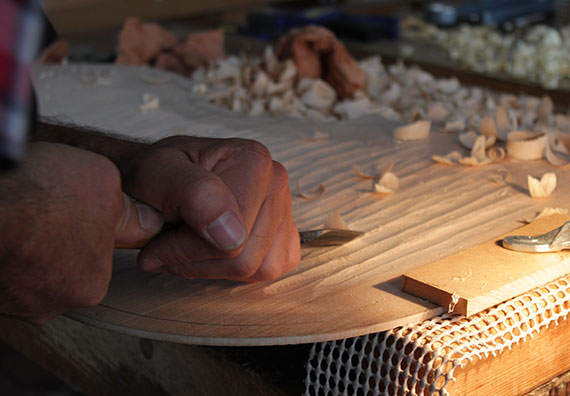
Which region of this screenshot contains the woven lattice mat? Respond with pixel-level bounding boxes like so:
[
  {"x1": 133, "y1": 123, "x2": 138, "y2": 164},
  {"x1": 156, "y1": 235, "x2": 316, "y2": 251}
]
[{"x1": 306, "y1": 275, "x2": 570, "y2": 396}]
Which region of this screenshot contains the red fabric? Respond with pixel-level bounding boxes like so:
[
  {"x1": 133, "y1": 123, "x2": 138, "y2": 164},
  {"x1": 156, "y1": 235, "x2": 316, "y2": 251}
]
[{"x1": 0, "y1": 0, "x2": 43, "y2": 166}]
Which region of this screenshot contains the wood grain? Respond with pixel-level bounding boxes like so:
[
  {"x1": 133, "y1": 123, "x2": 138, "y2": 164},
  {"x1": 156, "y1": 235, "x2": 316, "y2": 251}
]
[
  {"x1": 448, "y1": 313, "x2": 570, "y2": 396},
  {"x1": 402, "y1": 214, "x2": 570, "y2": 316},
  {"x1": 33, "y1": 64, "x2": 570, "y2": 345}
]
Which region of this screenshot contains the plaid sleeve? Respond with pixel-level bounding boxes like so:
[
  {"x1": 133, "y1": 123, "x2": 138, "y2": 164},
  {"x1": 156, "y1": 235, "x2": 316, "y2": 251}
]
[{"x1": 0, "y1": 0, "x2": 43, "y2": 169}]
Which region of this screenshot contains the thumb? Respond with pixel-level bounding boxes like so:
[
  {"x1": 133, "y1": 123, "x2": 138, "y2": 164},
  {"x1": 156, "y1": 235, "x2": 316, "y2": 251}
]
[{"x1": 115, "y1": 194, "x2": 164, "y2": 248}]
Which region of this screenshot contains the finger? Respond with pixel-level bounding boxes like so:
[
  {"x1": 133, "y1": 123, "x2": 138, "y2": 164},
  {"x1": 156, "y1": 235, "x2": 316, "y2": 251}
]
[
  {"x1": 150, "y1": 155, "x2": 248, "y2": 252},
  {"x1": 213, "y1": 154, "x2": 284, "y2": 238},
  {"x1": 161, "y1": 184, "x2": 288, "y2": 281},
  {"x1": 245, "y1": 207, "x2": 300, "y2": 282},
  {"x1": 114, "y1": 194, "x2": 164, "y2": 247},
  {"x1": 137, "y1": 224, "x2": 233, "y2": 272}
]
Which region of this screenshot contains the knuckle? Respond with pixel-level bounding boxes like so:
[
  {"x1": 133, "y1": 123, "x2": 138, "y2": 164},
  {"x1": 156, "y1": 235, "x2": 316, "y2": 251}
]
[
  {"x1": 241, "y1": 139, "x2": 273, "y2": 169},
  {"x1": 230, "y1": 256, "x2": 260, "y2": 279},
  {"x1": 182, "y1": 176, "x2": 225, "y2": 211},
  {"x1": 270, "y1": 161, "x2": 290, "y2": 192},
  {"x1": 253, "y1": 263, "x2": 282, "y2": 282}
]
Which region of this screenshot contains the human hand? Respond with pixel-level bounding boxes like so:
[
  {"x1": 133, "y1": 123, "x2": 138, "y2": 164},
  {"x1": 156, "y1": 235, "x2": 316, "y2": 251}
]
[
  {"x1": 0, "y1": 142, "x2": 163, "y2": 323},
  {"x1": 121, "y1": 136, "x2": 300, "y2": 282}
]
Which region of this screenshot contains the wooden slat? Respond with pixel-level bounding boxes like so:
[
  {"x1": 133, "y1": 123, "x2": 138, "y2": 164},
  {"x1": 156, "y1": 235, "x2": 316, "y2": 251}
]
[
  {"x1": 449, "y1": 314, "x2": 570, "y2": 396},
  {"x1": 43, "y1": 0, "x2": 279, "y2": 34},
  {"x1": 32, "y1": 64, "x2": 570, "y2": 345},
  {"x1": 402, "y1": 214, "x2": 570, "y2": 316}
]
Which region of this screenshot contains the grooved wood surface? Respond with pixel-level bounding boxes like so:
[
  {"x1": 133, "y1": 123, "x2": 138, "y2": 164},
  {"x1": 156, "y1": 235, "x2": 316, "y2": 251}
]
[{"x1": 33, "y1": 64, "x2": 570, "y2": 345}]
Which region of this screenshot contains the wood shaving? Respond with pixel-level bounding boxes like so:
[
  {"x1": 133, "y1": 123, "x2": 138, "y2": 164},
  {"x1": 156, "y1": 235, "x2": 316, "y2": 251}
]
[
  {"x1": 487, "y1": 146, "x2": 506, "y2": 161},
  {"x1": 530, "y1": 207, "x2": 569, "y2": 222},
  {"x1": 448, "y1": 292, "x2": 460, "y2": 313},
  {"x1": 296, "y1": 182, "x2": 325, "y2": 200},
  {"x1": 393, "y1": 120, "x2": 431, "y2": 141},
  {"x1": 480, "y1": 116, "x2": 498, "y2": 137},
  {"x1": 442, "y1": 120, "x2": 465, "y2": 134},
  {"x1": 458, "y1": 130, "x2": 478, "y2": 149},
  {"x1": 140, "y1": 93, "x2": 159, "y2": 114},
  {"x1": 323, "y1": 212, "x2": 350, "y2": 230},
  {"x1": 374, "y1": 163, "x2": 399, "y2": 195},
  {"x1": 139, "y1": 70, "x2": 171, "y2": 85},
  {"x1": 304, "y1": 130, "x2": 330, "y2": 142},
  {"x1": 353, "y1": 164, "x2": 378, "y2": 179},
  {"x1": 537, "y1": 96, "x2": 554, "y2": 123},
  {"x1": 459, "y1": 131, "x2": 495, "y2": 150},
  {"x1": 528, "y1": 172, "x2": 557, "y2": 199},
  {"x1": 545, "y1": 139, "x2": 570, "y2": 167},
  {"x1": 495, "y1": 106, "x2": 510, "y2": 139},
  {"x1": 506, "y1": 131, "x2": 547, "y2": 160},
  {"x1": 432, "y1": 151, "x2": 462, "y2": 165},
  {"x1": 426, "y1": 103, "x2": 450, "y2": 122}
]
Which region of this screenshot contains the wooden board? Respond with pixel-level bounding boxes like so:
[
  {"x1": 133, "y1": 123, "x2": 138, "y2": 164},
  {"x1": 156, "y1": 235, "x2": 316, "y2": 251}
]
[
  {"x1": 3, "y1": 312, "x2": 570, "y2": 396},
  {"x1": 448, "y1": 313, "x2": 570, "y2": 396},
  {"x1": 32, "y1": 64, "x2": 570, "y2": 345},
  {"x1": 402, "y1": 214, "x2": 570, "y2": 316}
]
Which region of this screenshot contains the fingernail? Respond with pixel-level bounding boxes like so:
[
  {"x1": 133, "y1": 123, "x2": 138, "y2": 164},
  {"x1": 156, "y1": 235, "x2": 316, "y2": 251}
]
[
  {"x1": 207, "y1": 211, "x2": 246, "y2": 250},
  {"x1": 134, "y1": 202, "x2": 164, "y2": 233},
  {"x1": 141, "y1": 258, "x2": 164, "y2": 272}
]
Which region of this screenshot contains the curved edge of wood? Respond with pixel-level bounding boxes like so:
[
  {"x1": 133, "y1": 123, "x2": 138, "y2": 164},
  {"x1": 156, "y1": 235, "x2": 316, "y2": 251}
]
[{"x1": 65, "y1": 306, "x2": 445, "y2": 346}]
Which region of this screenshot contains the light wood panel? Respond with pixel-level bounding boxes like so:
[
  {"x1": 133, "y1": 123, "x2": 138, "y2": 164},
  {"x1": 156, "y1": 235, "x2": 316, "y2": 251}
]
[
  {"x1": 448, "y1": 313, "x2": 570, "y2": 396},
  {"x1": 402, "y1": 214, "x2": 570, "y2": 316},
  {"x1": 33, "y1": 64, "x2": 570, "y2": 345}
]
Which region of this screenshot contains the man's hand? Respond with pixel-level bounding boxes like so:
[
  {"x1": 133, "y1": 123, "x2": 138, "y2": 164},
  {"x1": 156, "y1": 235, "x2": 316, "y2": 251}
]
[
  {"x1": 0, "y1": 142, "x2": 163, "y2": 323},
  {"x1": 121, "y1": 136, "x2": 300, "y2": 282}
]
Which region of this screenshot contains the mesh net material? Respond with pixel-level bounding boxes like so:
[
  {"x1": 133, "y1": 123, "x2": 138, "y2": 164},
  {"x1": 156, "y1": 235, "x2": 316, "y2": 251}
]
[{"x1": 305, "y1": 275, "x2": 570, "y2": 396}]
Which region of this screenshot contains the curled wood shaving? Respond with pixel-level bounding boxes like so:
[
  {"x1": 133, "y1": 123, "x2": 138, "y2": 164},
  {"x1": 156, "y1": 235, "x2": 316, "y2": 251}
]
[
  {"x1": 487, "y1": 146, "x2": 506, "y2": 161},
  {"x1": 426, "y1": 103, "x2": 450, "y2": 122},
  {"x1": 296, "y1": 182, "x2": 325, "y2": 200},
  {"x1": 432, "y1": 151, "x2": 462, "y2": 165},
  {"x1": 506, "y1": 131, "x2": 547, "y2": 160},
  {"x1": 448, "y1": 292, "x2": 460, "y2": 313},
  {"x1": 442, "y1": 120, "x2": 465, "y2": 134},
  {"x1": 374, "y1": 173, "x2": 399, "y2": 194},
  {"x1": 353, "y1": 164, "x2": 378, "y2": 179},
  {"x1": 480, "y1": 116, "x2": 498, "y2": 137},
  {"x1": 324, "y1": 212, "x2": 350, "y2": 230},
  {"x1": 393, "y1": 120, "x2": 431, "y2": 141},
  {"x1": 537, "y1": 95, "x2": 554, "y2": 123},
  {"x1": 374, "y1": 163, "x2": 399, "y2": 194},
  {"x1": 495, "y1": 106, "x2": 510, "y2": 140},
  {"x1": 140, "y1": 93, "x2": 159, "y2": 114},
  {"x1": 304, "y1": 130, "x2": 330, "y2": 142},
  {"x1": 458, "y1": 156, "x2": 490, "y2": 166},
  {"x1": 458, "y1": 130, "x2": 478, "y2": 149},
  {"x1": 471, "y1": 135, "x2": 490, "y2": 162},
  {"x1": 550, "y1": 131, "x2": 570, "y2": 154},
  {"x1": 545, "y1": 139, "x2": 570, "y2": 167},
  {"x1": 459, "y1": 131, "x2": 495, "y2": 150},
  {"x1": 526, "y1": 207, "x2": 569, "y2": 223},
  {"x1": 528, "y1": 172, "x2": 557, "y2": 199}
]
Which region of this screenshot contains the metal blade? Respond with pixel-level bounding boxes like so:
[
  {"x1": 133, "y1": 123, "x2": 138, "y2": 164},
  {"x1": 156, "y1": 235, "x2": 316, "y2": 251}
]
[{"x1": 299, "y1": 229, "x2": 364, "y2": 247}]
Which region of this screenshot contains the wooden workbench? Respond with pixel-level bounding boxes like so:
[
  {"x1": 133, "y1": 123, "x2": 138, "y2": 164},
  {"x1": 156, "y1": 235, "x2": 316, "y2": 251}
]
[{"x1": 2, "y1": 63, "x2": 569, "y2": 395}]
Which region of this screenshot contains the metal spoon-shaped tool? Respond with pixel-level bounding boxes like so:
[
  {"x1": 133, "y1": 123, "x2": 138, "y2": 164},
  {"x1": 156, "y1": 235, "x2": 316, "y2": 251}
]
[{"x1": 502, "y1": 221, "x2": 570, "y2": 253}]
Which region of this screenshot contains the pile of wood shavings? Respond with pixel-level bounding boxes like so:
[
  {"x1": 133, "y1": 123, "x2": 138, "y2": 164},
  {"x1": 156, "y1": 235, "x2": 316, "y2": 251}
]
[
  {"x1": 402, "y1": 17, "x2": 570, "y2": 89},
  {"x1": 189, "y1": 49, "x2": 570, "y2": 138}
]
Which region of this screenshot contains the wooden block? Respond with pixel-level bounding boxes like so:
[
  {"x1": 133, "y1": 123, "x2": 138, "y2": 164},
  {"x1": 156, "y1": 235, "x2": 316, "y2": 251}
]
[{"x1": 402, "y1": 214, "x2": 570, "y2": 316}]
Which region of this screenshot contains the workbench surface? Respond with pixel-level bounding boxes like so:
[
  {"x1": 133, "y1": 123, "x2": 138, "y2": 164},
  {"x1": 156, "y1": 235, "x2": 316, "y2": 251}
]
[{"x1": 33, "y1": 63, "x2": 570, "y2": 346}]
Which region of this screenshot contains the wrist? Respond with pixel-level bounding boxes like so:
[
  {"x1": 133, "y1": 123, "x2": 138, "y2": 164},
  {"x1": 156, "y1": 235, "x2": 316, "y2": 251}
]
[{"x1": 34, "y1": 119, "x2": 148, "y2": 174}]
